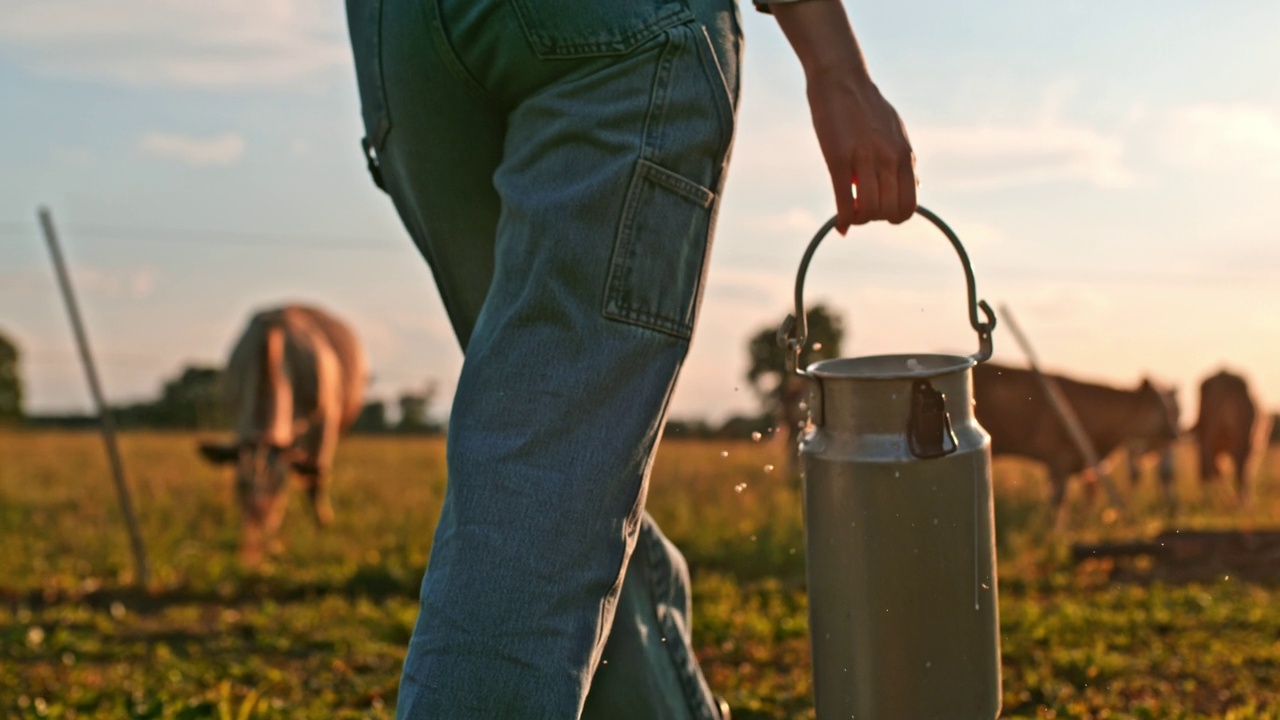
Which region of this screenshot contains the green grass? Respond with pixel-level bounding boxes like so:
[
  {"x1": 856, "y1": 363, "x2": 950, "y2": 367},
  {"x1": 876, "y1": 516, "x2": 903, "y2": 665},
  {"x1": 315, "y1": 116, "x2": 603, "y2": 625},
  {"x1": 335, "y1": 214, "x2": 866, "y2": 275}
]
[{"x1": 4, "y1": 430, "x2": 1280, "y2": 718}]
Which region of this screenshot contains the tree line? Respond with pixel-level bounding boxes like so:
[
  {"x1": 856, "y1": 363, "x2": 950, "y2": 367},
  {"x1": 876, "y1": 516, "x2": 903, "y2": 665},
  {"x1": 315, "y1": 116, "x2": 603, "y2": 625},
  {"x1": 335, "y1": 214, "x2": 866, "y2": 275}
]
[
  {"x1": 0, "y1": 331, "x2": 444, "y2": 435},
  {"x1": 0, "y1": 307, "x2": 849, "y2": 440}
]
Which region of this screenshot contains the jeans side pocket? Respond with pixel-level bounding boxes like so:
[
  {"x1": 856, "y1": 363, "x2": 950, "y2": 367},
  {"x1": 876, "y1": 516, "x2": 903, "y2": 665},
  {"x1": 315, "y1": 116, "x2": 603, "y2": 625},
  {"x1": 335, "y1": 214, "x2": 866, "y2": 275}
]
[
  {"x1": 345, "y1": 0, "x2": 392, "y2": 183},
  {"x1": 604, "y1": 159, "x2": 715, "y2": 340}
]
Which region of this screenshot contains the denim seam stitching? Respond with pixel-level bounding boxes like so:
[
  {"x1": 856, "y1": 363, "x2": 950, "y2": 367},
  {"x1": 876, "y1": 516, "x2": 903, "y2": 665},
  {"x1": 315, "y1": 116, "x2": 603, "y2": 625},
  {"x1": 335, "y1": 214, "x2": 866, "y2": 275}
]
[
  {"x1": 368, "y1": 0, "x2": 392, "y2": 149},
  {"x1": 607, "y1": 31, "x2": 678, "y2": 302},
  {"x1": 601, "y1": 30, "x2": 702, "y2": 340},
  {"x1": 641, "y1": 160, "x2": 715, "y2": 207},
  {"x1": 605, "y1": 52, "x2": 704, "y2": 342},
  {"x1": 510, "y1": 1, "x2": 694, "y2": 58},
  {"x1": 693, "y1": 24, "x2": 735, "y2": 153},
  {"x1": 639, "y1": 28, "x2": 680, "y2": 162},
  {"x1": 425, "y1": 0, "x2": 504, "y2": 111}
]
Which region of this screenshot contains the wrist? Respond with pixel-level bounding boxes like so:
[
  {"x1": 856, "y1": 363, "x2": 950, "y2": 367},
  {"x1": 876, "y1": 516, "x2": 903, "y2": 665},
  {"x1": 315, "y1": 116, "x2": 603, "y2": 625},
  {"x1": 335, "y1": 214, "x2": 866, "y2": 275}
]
[{"x1": 773, "y1": 1, "x2": 873, "y2": 84}]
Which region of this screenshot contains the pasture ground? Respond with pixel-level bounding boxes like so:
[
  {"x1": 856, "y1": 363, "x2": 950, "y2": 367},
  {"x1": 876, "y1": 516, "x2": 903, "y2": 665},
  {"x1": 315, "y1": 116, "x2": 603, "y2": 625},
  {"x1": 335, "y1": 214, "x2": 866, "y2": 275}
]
[{"x1": 4, "y1": 430, "x2": 1280, "y2": 719}]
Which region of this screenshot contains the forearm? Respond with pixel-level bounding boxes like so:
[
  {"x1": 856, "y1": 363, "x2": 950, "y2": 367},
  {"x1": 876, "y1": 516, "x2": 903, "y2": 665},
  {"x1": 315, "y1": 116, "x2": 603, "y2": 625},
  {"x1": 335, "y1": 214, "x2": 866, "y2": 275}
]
[
  {"x1": 763, "y1": 0, "x2": 917, "y2": 227},
  {"x1": 769, "y1": 0, "x2": 871, "y2": 85}
]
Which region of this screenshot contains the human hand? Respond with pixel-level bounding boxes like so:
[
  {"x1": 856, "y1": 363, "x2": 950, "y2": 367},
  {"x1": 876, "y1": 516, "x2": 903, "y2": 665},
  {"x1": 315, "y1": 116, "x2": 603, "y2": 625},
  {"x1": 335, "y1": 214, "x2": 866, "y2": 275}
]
[
  {"x1": 771, "y1": 0, "x2": 917, "y2": 232},
  {"x1": 806, "y1": 69, "x2": 916, "y2": 231}
]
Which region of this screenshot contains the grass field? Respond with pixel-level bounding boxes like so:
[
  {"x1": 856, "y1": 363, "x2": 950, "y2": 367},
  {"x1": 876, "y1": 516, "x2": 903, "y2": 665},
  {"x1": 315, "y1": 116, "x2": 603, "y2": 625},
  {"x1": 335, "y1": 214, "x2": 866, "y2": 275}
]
[{"x1": 4, "y1": 429, "x2": 1280, "y2": 719}]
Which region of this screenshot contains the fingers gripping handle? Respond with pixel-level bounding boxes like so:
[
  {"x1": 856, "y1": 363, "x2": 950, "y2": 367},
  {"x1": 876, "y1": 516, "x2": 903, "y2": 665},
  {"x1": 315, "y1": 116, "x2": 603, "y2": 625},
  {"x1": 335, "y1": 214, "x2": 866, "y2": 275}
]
[{"x1": 778, "y1": 207, "x2": 996, "y2": 375}]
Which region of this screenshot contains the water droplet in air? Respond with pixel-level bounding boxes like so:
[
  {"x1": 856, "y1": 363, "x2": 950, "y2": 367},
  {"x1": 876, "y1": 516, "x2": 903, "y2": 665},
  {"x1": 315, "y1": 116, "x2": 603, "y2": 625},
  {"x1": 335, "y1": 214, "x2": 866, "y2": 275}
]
[
  {"x1": 720, "y1": 450, "x2": 729, "y2": 458},
  {"x1": 812, "y1": 342, "x2": 823, "y2": 351},
  {"x1": 734, "y1": 483, "x2": 747, "y2": 493},
  {"x1": 764, "y1": 464, "x2": 775, "y2": 473}
]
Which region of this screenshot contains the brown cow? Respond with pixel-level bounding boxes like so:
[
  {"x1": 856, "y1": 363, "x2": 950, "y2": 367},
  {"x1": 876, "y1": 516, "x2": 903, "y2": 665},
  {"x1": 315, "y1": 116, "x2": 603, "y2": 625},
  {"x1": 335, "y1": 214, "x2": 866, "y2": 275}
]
[
  {"x1": 973, "y1": 362, "x2": 1179, "y2": 515},
  {"x1": 199, "y1": 305, "x2": 366, "y2": 564},
  {"x1": 1194, "y1": 369, "x2": 1260, "y2": 504}
]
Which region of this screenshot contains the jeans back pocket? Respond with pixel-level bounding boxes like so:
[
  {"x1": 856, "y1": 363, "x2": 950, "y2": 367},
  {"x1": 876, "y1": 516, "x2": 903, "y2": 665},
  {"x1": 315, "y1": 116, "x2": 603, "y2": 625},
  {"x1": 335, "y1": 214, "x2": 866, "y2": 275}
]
[{"x1": 510, "y1": 0, "x2": 694, "y2": 58}]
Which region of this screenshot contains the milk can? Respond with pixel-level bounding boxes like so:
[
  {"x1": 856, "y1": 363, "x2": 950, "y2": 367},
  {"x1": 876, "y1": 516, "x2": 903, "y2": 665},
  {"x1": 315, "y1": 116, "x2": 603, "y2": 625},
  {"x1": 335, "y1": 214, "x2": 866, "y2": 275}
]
[{"x1": 777, "y1": 207, "x2": 1002, "y2": 720}]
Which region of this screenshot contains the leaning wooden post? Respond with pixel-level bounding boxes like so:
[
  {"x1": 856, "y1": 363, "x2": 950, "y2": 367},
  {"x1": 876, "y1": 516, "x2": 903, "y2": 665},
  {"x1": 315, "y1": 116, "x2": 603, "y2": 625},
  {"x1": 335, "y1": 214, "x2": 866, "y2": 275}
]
[
  {"x1": 38, "y1": 207, "x2": 150, "y2": 587},
  {"x1": 998, "y1": 304, "x2": 1126, "y2": 514}
]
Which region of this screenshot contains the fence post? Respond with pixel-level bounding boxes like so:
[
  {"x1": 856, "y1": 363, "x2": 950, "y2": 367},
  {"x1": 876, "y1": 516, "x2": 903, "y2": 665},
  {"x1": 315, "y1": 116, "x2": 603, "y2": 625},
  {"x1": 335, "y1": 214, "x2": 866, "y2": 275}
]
[{"x1": 38, "y1": 207, "x2": 150, "y2": 587}]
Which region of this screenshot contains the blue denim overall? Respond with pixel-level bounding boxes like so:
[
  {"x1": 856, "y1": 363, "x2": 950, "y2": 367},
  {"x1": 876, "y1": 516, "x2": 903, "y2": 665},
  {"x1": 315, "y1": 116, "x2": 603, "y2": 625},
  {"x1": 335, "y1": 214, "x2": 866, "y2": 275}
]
[{"x1": 346, "y1": 0, "x2": 742, "y2": 717}]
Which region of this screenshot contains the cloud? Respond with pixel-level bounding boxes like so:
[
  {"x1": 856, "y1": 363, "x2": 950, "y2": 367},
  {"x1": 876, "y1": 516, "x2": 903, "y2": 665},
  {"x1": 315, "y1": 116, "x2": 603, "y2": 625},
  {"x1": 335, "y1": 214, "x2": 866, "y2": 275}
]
[
  {"x1": 1009, "y1": 283, "x2": 1112, "y2": 325},
  {"x1": 138, "y1": 132, "x2": 245, "y2": 166},
  {"x1": 900, "y1": 82, "x2": 1133, "y2": 191},
  {"x1": 755, "y1": 207, "x2": 823, "y2": 236},
  {"x1": 1154, "y1": 104, "x2": 1280, "y2": 176},
  {"x1": 130, "y1": 268, "x2": 157, "y2": 299},
  {"x1": 0, "y1": 0, "x2": 349, "y2": 89},
  {"x1": 51, "y1": 145, "x2": 94, "y2": 167},
  {"x1": 69, "y1": 265, "x2": 159, "y2": 299},
  {"x1": 915, "y1": 118, "x2": 1133, "y2": 192}
]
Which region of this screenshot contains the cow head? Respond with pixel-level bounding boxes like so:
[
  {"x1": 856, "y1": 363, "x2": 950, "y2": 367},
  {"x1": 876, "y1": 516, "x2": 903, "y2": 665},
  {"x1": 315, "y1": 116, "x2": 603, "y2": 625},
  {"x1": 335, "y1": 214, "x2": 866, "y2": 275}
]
[{"x1": 199, "y1": 439, "x2": 308, "y2": 564}]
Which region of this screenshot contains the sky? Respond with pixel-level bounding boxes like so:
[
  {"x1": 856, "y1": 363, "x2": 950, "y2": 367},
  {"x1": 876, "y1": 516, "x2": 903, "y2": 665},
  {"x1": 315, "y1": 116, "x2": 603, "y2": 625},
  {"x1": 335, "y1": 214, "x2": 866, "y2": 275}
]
[{"x1": 2, "y1": 0, "x2": 1280, "y2": 426}]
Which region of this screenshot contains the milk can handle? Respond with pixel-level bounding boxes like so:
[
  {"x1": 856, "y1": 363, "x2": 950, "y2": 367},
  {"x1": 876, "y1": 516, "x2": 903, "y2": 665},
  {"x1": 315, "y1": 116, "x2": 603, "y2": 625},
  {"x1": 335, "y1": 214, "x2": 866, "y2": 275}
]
[{"x1": 777, "y1": 206, "x2": 996, "y2": 375}]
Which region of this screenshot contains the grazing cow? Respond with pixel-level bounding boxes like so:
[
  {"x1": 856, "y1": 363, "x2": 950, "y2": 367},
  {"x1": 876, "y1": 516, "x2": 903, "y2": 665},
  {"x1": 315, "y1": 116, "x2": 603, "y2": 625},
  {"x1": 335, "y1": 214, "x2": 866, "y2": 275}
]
[
  {"x1": 1124, "y1": 385, "x2": 1181, "y2": 501},
  {"x1": 198, "y1": 305, "x2": 366, "y2": 564},
  {"x1": 1194, "y1": 369, "x2": 1260, "y2": 504},
  {"x1": 973, "y1": 362, "x2": 1179, "y2": 513}
]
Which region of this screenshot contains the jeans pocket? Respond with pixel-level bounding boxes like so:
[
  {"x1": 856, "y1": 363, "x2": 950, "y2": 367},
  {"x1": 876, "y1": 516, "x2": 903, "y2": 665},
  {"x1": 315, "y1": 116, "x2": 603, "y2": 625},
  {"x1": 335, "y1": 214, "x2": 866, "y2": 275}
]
[
  {"x1": 603, "y1": 159, "x2": 715, "y2": 340},
  {"x1": 345, "y1": 0, "x2": 392, "y2": 185},
  {"x1": 509, "y1": 0, "x2": 694, "y2": 58}
]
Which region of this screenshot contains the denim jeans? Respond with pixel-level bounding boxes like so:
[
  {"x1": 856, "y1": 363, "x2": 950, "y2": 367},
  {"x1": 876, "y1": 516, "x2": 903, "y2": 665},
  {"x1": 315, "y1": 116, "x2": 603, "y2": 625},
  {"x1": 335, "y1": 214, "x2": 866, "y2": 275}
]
[{"x1": 346, "y1": 0, "x2": 742, "y2": 717}]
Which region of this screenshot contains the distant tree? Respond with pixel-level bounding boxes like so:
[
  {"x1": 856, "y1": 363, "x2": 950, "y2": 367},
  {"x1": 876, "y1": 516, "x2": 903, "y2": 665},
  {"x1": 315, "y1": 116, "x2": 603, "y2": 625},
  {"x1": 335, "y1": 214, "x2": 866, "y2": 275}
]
[
  {"x1": 0, "y1": 330, "x2": 21, "y2": 423},
  {"x1": 352, "y1": 401, "x2": 388, "y2": 433},
  {"x1": 398, "y1": 381, "x2": 441, "y2": 434},
  {"x1": 111, "y1": 365, "x2": 226, "y2": 429},
  {"x1": 158, "y1": 366, "x2": 226, "y2": 428},
  {"x1": 745, "y1": 304, "x2": 846, "y2": 470},
  {"x1": 716, "y1": 413, "x2": 775, "y2": 440},
  {"x1": 665, "y1": 417, "x2": 716, "y2": 439}
]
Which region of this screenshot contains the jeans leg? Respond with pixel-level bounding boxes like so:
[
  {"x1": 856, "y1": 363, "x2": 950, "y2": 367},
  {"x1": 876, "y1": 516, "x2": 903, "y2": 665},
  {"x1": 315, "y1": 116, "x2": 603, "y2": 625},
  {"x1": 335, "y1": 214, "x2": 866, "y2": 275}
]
[
  {"x1": 582, "y1": 514, "x2": 721, "y2": 720},
  {"x1": 351, "y1": 0, "x2": 740, "y2": 716}
]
